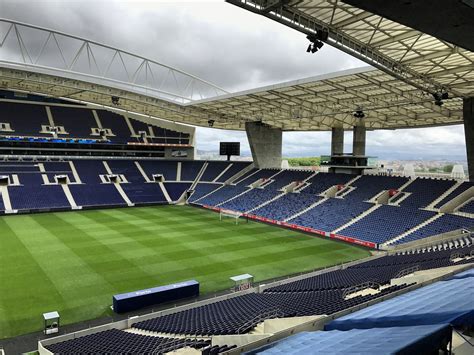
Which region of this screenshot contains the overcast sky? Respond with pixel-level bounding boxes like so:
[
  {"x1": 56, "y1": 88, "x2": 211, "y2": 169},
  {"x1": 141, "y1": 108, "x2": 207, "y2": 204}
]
[{"x1": 0, "y1": 0, "x2": 467, "y2": 161}]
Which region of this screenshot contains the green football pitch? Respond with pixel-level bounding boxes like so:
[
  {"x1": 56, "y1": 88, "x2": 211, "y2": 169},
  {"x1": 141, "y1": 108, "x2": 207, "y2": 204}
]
[{"x1": 0, "y1": 205, "x2": 370, "y2": 338}]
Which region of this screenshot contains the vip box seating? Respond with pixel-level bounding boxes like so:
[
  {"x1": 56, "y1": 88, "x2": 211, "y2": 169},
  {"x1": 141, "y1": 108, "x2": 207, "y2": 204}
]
[
  {"x1": 218, "y1": 170, "x2": 312, "y2": 213},
  {"x1": 400, "y1": 178, "x2": 457, "y2": 209},
  {"x1": 338, "y1": 205, "x2": 437, "y2": 245},
  {"x1": 392, "y1": 214, "x2": 474, "y2": 245}
]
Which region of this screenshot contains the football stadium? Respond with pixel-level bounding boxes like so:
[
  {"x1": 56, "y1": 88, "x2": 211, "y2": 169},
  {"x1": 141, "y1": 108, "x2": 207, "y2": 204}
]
[{"x1": 0, "y1": 1, "x2": 473, "y2": 354}]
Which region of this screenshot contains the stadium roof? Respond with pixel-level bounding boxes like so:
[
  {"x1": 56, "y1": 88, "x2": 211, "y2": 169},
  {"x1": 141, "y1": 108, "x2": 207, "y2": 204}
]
[
  {"x1": 0, "y1": 8, "x2": 472, "y2": 131},
  {"x1": 189, "y1": 67, "x2": 463, "y2": 131},
  {"x1": 227, "y1": 1, "x2": 474, "y2": 98}
]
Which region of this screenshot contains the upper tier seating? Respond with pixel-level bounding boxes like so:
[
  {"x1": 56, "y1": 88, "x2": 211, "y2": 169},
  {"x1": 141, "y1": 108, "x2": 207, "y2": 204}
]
[
  {"x1": 400, "y1": 178, "x2": 457, "y2": 209},
  {"x1": 434, "y1": 181, "x2": 474, "y2": 208},
  {"x1": 459, "y1": 199, "x2": 474, "y2": 214},
  {"x1": 302, "y1": 172, "x2": 354, "y2": 195},
  {"x1": 96, "y1": 110, "x2": 131, "y2": 143},
  {"x1": 215, "y1": 162, "x2": 252, "y2": 183},
  {"x1": 201, "y1": 161, "x2": 231, "y2": 182},
  {"x1": 345, "y1": 175, "x2": 409, "y2": 201},
  {"x1": 0, "y1": 100, "x2": 190, "y2": 145},
  {"x1": 50, "y1": 106, "x2": 97, "y2": 138},
  {"x1": 0, "y1": 101, "x2": 50, "y2": 136}
]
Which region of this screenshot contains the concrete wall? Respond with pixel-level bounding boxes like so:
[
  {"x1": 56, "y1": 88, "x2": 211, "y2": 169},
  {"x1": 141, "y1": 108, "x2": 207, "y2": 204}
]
[
  {"x1": 331, "y1": 127, "x2": 344, "y2": 155},
  {"x1": 464, "y1": 97, "x2": 474, "y2": 181},
  {"x1": 352, "y1": 123, "x2": 366, "y2": 156},
  {"x1": 245, "y1": 122, "x2": 282, "y2": 169}
]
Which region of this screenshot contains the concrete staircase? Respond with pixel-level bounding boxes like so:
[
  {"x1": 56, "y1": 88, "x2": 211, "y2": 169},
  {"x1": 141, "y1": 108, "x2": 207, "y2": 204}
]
[
  {"x1": 382, "y1": 213, "x2": 444, "y2": 246},
  {"x1": 61, "y1": 184, "x2": 81, "y2": 210},
  {"x1": 332, "y1": 204, "x2": 382, "y2": 234},
  {"x1": 0, "y1": 185, "x2": 16, "y2": 214}
]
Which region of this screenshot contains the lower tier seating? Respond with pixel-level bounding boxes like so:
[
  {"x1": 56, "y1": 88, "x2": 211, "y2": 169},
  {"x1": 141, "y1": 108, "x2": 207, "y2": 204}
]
[{"x1": 44, "y1": 328, "x2": 212, "y2": 354}]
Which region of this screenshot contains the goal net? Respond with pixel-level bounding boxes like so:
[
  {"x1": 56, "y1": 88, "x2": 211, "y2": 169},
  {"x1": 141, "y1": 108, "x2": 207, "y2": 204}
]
[{"x1": 219, "y1": 208, "x2": 243, "y2": 225}]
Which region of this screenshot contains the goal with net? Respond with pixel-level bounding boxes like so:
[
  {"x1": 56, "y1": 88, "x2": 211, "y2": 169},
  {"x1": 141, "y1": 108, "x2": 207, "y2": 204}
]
[{"x1": 219, "y1": 208, "x2": 243, "y2": 225}]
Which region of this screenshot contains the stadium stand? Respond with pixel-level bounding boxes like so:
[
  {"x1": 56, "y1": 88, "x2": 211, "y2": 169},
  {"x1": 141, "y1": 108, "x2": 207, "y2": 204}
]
[
  {"x1": 325, "y1": 268, "x2": 474, "y2": 330},
  {"x1": 164, "y1": 182, "x2": 192, "y2": 201},
  {"x1": 188, "y1": 183, "x2": 222, "y2": 203},
  {"x1": 288, "y1": 198, "x2": 373, "y2": 232},
  {"x1": 391, "y1": 214, "x2": 474, "y2": 245},
  {"x1": 44, "y1": 328, "x2": 212, "y2": 354},
  {"x1": 215, "y1": 162, "x2": 252, "y2": 183},
  {"x1": 180, "y1": 161, "x2": 206, "y2": 181},
  {"x1": 0, "y1": 101, "x2": 50, "y2": 137},
  {"x1": 400, "y1": 178, "x2": 457, "y2": 209},
  {"x1": 459, "y1": 199, "x2": 474, "y2": 214},
  {"x1": 434, "y1": 181, "x2": 474, "y2": 208},
  {"x1": 338, "y1": 205, "x2": 437, "y2": 244},
  {"x1": 49, "y1": 106, "x2": 97, "y2": 138}
]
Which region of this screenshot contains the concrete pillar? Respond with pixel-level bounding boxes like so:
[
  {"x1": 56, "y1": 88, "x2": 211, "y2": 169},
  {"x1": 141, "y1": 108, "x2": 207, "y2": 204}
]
[
  {"x1": 245, "y1": 121, "x2": 282, "y2": 168},
  {"x1": 464, "y1": 97, "x2": 474, "y2": 181},
  {"x1": 352, "y1": 122, "x2": 366, "y2": 156},
  {"x1": 331, "y1": 127, "x2": 344, "y2": 156}
]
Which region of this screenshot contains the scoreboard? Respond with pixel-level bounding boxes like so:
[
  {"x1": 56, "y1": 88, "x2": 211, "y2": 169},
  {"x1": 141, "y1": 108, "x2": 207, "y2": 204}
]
[{"x1": 220, "y1": 142, "x2": 240, "y2": 159}]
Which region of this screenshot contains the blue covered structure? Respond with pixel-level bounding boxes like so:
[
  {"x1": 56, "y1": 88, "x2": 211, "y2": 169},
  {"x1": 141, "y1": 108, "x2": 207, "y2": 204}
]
[
  {"x1": 251, "y1": 324, "x2": 452, "y2": 355},
  {"x1": 326, "y1": 268, "x2": 474, "y2": 331}
]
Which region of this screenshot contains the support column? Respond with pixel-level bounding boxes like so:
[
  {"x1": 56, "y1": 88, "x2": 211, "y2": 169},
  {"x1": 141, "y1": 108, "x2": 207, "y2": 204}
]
[
  {"x1": 331, "y1": 127, "x2": 344, "y2": 156},
  {"x1": 464, "y1": 97, "x2": 474, "y2": 181},
  {"x1": 352, "y1": 121, "x2": 366, "y2": 156},
  {"x1": 245, "y1": 121, "x2": 282, "y2": 169}
]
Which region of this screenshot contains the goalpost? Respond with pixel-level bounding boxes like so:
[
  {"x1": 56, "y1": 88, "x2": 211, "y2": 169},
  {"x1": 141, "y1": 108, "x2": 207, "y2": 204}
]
[{"x1": 219, "y1": 208, "x2": 243, "y2": 225}]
